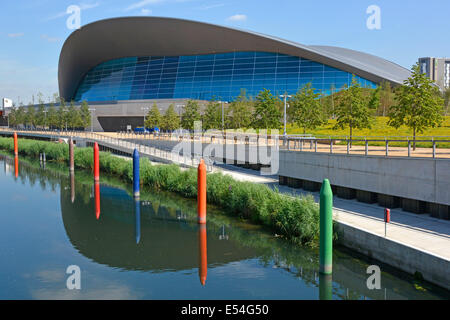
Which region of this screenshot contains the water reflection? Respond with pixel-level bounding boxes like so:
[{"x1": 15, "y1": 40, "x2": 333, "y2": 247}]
[
  {"x1": 0, "y1": 153, "x2": 449, "y2": 300},
  {"x1": 14, "y1": 155, "x2": 18, "y2": 179},
  {"x1": 198, "y1": 225, "x2": 208, "y2": 286}
]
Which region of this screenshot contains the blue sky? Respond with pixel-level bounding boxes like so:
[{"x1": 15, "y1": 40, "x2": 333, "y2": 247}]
[{"x1": 0, "y1": 0, "x2": 449, "y2": 105}]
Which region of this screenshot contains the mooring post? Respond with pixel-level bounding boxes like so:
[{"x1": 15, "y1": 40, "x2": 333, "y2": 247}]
[
  {"x1": 133, "y1": 148, "x2": 140, "y2": 198},
  {"x1": 69, "y1": 137, "x2": 74, "y2": 172},
  {"x1": 319, "y1": 179, "x2": 333, "y2": 275},
  {"x1": 93, "y1": 142, "x2": 100, "y2": 182},
  {"x1": 197, "y1": 159, "x2": 207, "y2": 224},
  {"x1": 13, "y1": 132, "x2": 18, "y2": 156}
]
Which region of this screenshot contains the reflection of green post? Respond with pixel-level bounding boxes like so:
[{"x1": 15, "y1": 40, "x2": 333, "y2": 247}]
[
  {"x1": 319, "y1": 179, "x2": 333, "y2": 275},
  {"x1": 319, "y1": 274, "x2": 332, "y2": 300}
]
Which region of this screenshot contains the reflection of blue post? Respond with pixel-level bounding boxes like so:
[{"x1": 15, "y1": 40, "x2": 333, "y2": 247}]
[
  {"x1": 133, "y1": 149, "x2": 140, "y2": 198},
  {"x1": 135, "y1": 199, "x2": 141, "y2": 244}
]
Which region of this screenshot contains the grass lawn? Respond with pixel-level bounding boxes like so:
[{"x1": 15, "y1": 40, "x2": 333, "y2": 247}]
[{"x1": 286, "y1": 116, "x2": 450, "y2": 148}]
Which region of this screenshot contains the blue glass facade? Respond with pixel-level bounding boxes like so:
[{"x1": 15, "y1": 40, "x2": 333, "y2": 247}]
[{"x1": 74, "y1": 51, "x2": 377, "y2": 102}]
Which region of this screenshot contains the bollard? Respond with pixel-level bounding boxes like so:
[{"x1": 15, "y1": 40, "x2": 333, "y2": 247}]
[
  {"x1": 135, "y1": 199, "x2": 141, "y2": 244},
  {"x1": 13, "y1": 132, "x2": 18, "y2": 156},
  {"x1": 93, "y1": 142, "x2": 100, "y2": 182},
  {"x1": 197, "y1": 159, "x2": 207, "y2": 224},
  {"x1": 319, "y1": 179, "x2": 333, "y2": 275},
  {"x1": 133, "y1": 149, "x2": 140, "y2": 198},
  {"x1": 95, "y1": 181, "x2": 101, "y2": 220},
  {"x1": 384, "y1": 208, "x2": 390, "y2": 237},
  {"x1": 198, "y1": 224, "x2": 208, "y2": 286},
  {"x1": 69, "y1": 138, "x2": 74, "y2": 172}
]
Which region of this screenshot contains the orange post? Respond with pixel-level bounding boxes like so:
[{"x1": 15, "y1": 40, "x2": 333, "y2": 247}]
[
  {"x1": 197, "y1": 159, "x2": 206, "y2": 224},
  {"x1": 93, "y1": 142, "x2": 100, "y2": 182},
  {"x1": 198, "y1": 224, "x2": 208, "y2": 286},
  {"x1": 13, "y1": 132, "x2": 18, "y2": 156}
]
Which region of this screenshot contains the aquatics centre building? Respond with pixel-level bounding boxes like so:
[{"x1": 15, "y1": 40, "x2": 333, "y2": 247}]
[{"x1": 58, "y1": 17, "x2": 411, "y2": 131}]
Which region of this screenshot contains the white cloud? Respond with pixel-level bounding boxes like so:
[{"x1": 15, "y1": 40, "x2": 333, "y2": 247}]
[
  {"x1": 41, "y1": 34, "x2": 61, "y2": 43},
  {"x1": 141, "y1": 8, "x2": 152, "y2": 15},
  {"x1": 125, "y1": 0, "x2": 163, "y2": 11},
  {"x1": 198, "y1": 3, "x2": 225, "y2": 10},
  {"x1": 45, "y1": 2, "x2": 100, "y2": 21},
  {"x1": 227, "y1": 14, "x2": 247, "y2": 22},
  {"x1": 8, "y1": 33, "x2": 24, "y2": 38}
]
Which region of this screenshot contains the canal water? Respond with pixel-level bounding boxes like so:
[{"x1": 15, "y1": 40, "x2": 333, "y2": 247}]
[{"x1": 0, "y1": 153, "x2": 448, "y2": 300}]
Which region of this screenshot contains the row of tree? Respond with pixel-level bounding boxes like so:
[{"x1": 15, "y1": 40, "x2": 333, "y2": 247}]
[{"x1": 8, "y1": 99, "x2": 91, "y2": 130}]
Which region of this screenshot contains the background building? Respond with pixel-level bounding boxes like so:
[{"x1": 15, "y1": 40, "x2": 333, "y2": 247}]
[
  {"x1": 55, "y1": 17, "x2": 411, "y2": 131},
  {"x1": 419, "y1": 57, "x2": 450, "y2": 91}
]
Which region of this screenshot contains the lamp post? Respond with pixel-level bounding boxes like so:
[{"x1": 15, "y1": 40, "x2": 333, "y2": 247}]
[
  {"x1": 280, "y1": 94, "x2": 291, "y2": 137},
  {"x1": 176, "y1": 104, "x2": 184, "y2": 127},
  {"x1": 88, "y1": 108, "x2": 96, "y2": 132},
  {"x1": 141, "y1": 107, "x2": 149, "y2": 126}
]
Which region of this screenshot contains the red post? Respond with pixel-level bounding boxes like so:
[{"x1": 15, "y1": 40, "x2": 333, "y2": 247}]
[
  {"x1": 197, "y1": 159, "x2": 206, "y2": 224},
  {"x1": 198, "y1": 224, "x2": 207, "y2": 286},
  {"x1": 93, "y1": 142, "x2": 100, "y2": 182},
  {"x1": 13, "y1": 132, "x2": 18, "y2": 156},
  {"x1": 384, "y1": 208, "x2": 390, "y2": 237}
]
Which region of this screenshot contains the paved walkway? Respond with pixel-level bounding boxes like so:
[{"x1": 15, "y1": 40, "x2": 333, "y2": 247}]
[{"x1": 214, "y1": 163, "x2": 450, "y2": 261}]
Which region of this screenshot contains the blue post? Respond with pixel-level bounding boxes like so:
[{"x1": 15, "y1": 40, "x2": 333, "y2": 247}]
[
  {"x1": 133, "y1": 149, "x2": 140, "y2": 198},
  {"x1": 135, "y1": 199, "x2": 141, "y2": 244}
]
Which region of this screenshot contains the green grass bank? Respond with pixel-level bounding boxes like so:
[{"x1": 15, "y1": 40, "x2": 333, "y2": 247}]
[{"x1": 0, "y1": 136, "x2": 321, "y2": 246}]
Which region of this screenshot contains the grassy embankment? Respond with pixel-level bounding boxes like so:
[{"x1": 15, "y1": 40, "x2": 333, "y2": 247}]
[
  {"x1": 0, "y1": 136, "x2": 322, "y2": 246},
  {"x1": 287, "y1": 116, "x2": 450, "y2": 148}
]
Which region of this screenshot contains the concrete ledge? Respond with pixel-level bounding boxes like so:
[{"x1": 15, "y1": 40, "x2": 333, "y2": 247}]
[{"x1": 336, "y1": 221, "x2": 450, "y2": 291}]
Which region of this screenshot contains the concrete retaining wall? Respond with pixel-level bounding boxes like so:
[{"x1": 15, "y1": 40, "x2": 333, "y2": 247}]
[
  {"x1": 278, "y1": 150, "x2": 450, "y2": 218},
  {"x1": 336, "y1": 221, "x2": 450, "y2": 291}
]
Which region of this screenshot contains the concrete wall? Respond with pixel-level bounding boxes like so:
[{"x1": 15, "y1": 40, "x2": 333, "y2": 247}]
[
  {"x1": 279, "y1": 150, "x2": 450, "y2": 207},
  {"x1": 336, "y1": 221, "x2": 450, "y2": 291}
]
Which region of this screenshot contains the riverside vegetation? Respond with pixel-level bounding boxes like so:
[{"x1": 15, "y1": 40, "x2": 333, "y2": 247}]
[{"x1": 0, "y1": 136, "x2": 322, "y2": 246}]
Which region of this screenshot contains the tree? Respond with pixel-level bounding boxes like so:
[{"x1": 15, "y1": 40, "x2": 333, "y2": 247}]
[
  {"x1": 379, "y1": 81, "x2": 394, "y2": 116},
  {"x1": 227, "y1": 89, "x2": 253, "y2": 129},
  {"x1": 79, "y1": 101, "x2": 91, "y2": 130},
  {"x1": 25, "y1": 105, "x2": 36, "y2": 128},
  {"x1": 252, "y1": 89, "x2": 282, "y2": 129},
  {"x1": 36, "y1": 104, "x2": 46, "y2": 128},
  {"x1": 144, "y1": 103, "x2": 162, "y2": 129},
  {"x1": 57, "y1": 98, "x2": 67, "y2": 130},
  {"x1": 202, "y1": 99, "x2": 222, "y2": 130},
  {"x1": 16, "y1": 105, "x2": 26, "y2": 127},
  {"x1": 388, "y1": 63, "x2": 444, "y2": 150},
  {"x1": 443, "y1": 87, "x2": 450, "y2": 116},
  {"x1": 333, "y1": 75, "x2": 375, "y2": 144},
  {"x1": 47, "y1": 103, "x2": 58, "y2": 129},
  {"x1": 162, "y1": 104, "x2": 180, "y2": 131},
  {"x1": 181, "y1": 100, "x2": 201, "y2": 131},
  {"x1": 290, "y1": 83, "x2": 326, "y2": 134},
  {"x1": 8, "y1": 108, "x2": 18, "y2": 127},
  {"x1": 67, "y1": 101, "x2": 82, "y2": 130}
]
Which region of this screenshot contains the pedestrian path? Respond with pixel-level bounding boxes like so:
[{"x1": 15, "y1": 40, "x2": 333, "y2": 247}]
[{"x1": 214, "y1": 163, "x2": 450, "y2": 261}]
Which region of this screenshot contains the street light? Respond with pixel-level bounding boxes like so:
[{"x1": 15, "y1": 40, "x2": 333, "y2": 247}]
[
  {"x1": 280, "y1": 94, "x2": 292, "y2": 137},
  {"x1": 141, "y1": 107, "x2": 149, "y2": 127},
  {"x1": 218, "y1": 101, "x2": 228, "y2": 132},
  {"x1": 88, "y1": 108, "x2": 96, "y2": 132},
  {"x1": 176, "y1": 104, "x2": 184, "y2": 126}
]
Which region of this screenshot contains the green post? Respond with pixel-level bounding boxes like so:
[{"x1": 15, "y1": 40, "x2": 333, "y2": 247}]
[
  {"x1": 319, "y1": 179, "x2": 333, "y2": 275},
  {"x1": 319, "y1": 274, "x2": 333, "y2": 300}
]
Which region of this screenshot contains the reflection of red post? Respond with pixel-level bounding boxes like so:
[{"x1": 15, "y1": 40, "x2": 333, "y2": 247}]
[
  {"x1": 198, "y1": 224, "x2": 207, "y2": 286},
  {"x1": 95, "y1": 182, "x2": 100, "y2": 220},
  {"x1": 70, "y1": 172, "x2": 75, "y2": 203},
  {"x1": 93, "y1": 142, "x2": 99, "y2": 182},
  {"x1": 14, "y1": 155, "x2": 18, "y2": 178},
  {"x1": 13, "y1": 132, "x2": 18, "y2": 156},
  {"x1": 197, "y1": 159, "x2": 206, "y2": 224}
]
